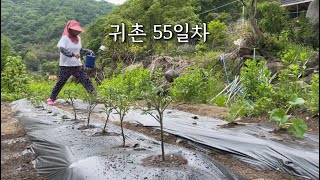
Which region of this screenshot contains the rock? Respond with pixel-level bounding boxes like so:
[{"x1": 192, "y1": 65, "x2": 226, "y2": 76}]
[
  {"x1": 306, "y1": 0, "x2": 319, "y2": 24},
  {"x1": 123, "y1": 63, "x2": 143, "y2": 72},
  {"x1": 306, "y1": 52, "x2": 319, "y2": 69},
  {"x1": 243, "y1": 55, "x2": 264, "y2": 61},
  {"x1": 304, "y1": 65, "x2": 319, "y2": 77},
  {"x1": 267, "y1": 61, "x2": 284, "y2": 75},
  {"x1": 238, "y1": 47, "x2": 253, "y2": 57},
  {"x1": 164, "y1": 69, "x2": 179, "y2": 82}
]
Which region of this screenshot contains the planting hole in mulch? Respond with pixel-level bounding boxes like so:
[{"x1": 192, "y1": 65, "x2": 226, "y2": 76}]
[
  {"x1": 142, "y1": 154, "x2": 188, "y2": 168},
  {"x1": 92, "y1": 131, "x2": 120, "y2": 137},
  {"x1": 218, "y1": 122, "x2": 246, "y2": 128},
  {"x1": 77, "y1": 125, "x2": 96, "y2": 130}
]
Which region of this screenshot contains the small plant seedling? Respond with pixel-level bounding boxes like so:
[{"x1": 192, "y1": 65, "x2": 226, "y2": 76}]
[
  {"x1": 270, "y1": 94, "x2": 308, "y2": 138},
  {"x1": 64, "y1": 89, "x2": 78, "y2": 120},
  {"x1": 61, "y1": 115, "x2": 70, "y2": 120},
  {"x1": 30, "y1": 96, "x2": 45, "y2": 110}
]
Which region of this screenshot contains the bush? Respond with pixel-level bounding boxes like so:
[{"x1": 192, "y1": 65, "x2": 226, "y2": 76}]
[
  {"x1": 41, "y1": 61, "x2": 59, "y2": 75},
  {"x1": 196, "y1": 20, "x2": 228, "y2": 52},
  {"x1": 240, "y1": 60, "x2": 273, "y2": 100},
  {"x1": 256, "y1": 1, "x2": 290, "y2": 35},
  {"x1": 225, "y1": 96, "x2": 255, "y2": 122},
  {"x1": 99, "y1": 66, "x2": 152, "y2": 100},
  {"x1": 307, "y1": 74, "x2": 319, "y2": 113},
  {"x1": 1, "y1": 56, "x2": 29, "y2": 101},
  {"x1": 171, "y1": 67, "x2": 224, "y2": 103},
  {"x1": 287, "y1": 13, "x2": 319, "y2": 49}
]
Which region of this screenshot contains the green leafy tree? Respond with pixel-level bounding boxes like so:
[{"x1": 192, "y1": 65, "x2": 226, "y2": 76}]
[
  {"x1": 256, "y1": 1, "x2": 290, "y2": 35},
  {"x1": 196, "y1": 20, "x2": 227, "y2": 52},
  {"x1": 83, "y1": 92, "x2": 99, "y2": 126},
  {"x1": 1, "y1": 56, "x2": 29, "y2": 100},
  {"x1": 110, "y1": 88, "x2": 131, "y2": 147},
  {"x1": 25, "y1": 51, "x2": 40, "y2": 71},
  {"x1": 1, "y1": 34, "x2": 12, "y2": 71},
  {"x1": 64, "y1": 89, "x2": 79, "y2": 120}
]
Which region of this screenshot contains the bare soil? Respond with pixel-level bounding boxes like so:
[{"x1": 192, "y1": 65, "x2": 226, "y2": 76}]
[
  {"x1": 77, "y1": 124, "x2": 96, "y2": 130},
  {"x1": 92, "y1": 131, "x2": 120, "y2": 137},
  {"x1": 171, "y1": 102, "x2": 319, "y2": 135},
  {"x1": 142, "y1": 154, "x2": 188, "y2": 168},
  {"x1": 1, "y1": 101, "x2": 44, "y2": 180},
  {"x1": 170, "y1": 103, "x2": 229, "y2": 119}
]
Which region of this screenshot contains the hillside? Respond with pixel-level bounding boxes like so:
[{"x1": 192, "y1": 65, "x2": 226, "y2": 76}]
[{"x1": 1, "y1": 0, "x2": 113, "y2": 66}]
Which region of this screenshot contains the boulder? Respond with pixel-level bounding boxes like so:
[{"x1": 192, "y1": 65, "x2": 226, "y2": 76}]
[
  {"x1": 238, "y1": 47, "x2": 253, "y2": 57},
  {"x1": 164, "y1": 69, "x2": 179, "y2": 82},
  {"x1": 267, "y1": 61, "x2": 284, "y2": 75},
  {"x1": 306, "y1": 0, "x2": 319, "y2": 24},
  {"x1": 123, "y1": 63, "x2": 143, "y2": 72},
  {"x1": 243, "y1": 55, "x2": 264, "y2": 61}
]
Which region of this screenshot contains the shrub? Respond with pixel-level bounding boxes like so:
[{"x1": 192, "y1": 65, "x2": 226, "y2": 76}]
[
  {"x1": 256, "y1": 1, "x2": 290, "y2": 35},
  {"x1": 307, "y1": 74, "x2": 319, "y2": 113},
  {"x1": 240, "y1": 60, "x2": 273, "y2": 101},
  {"x1": 171, "y1": 67, "x2": 224, "y2": 103},
  {"x1": 270, "y1": 95, "x2": 308, "y2": 138},
  {"x1": 196, "y1": 20, "x2": 228, "y2": 52},
  {"x1": 1, "y1": 56, "x2": 29, "y2": 101},
  {"x1": 99, "y1": 66, "x2": 152, "y2": 100}
]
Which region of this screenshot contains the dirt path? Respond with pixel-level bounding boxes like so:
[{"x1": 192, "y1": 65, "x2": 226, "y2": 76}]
[{"x1": 1, "y1": 101, "x2": 44, "y2": 180}]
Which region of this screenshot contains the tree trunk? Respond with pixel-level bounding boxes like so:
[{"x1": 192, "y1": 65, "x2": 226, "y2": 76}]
[
  {"x1": 160, "y1": 113, "x2": 165, "y2": 161},
  {"x1": 72, "y1": 101, "x2": 77, "y2": 120},
  {"x1": 121, "y1": 117, "x2": 125, "y2": 147},
  {"x1": 103, "y1": 114, "x2": 110, "y2": 132},
  {"x1": 87, "y1": 112, "x2": 91, "y2": 126}
]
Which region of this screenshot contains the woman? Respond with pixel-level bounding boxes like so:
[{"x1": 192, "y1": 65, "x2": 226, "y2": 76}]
[{"x1": 47, "y1": 20, "x2": 96, "y2": 105}]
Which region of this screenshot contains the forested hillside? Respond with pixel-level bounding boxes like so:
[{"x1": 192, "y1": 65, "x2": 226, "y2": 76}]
[{"x1": 1, "y1": 0, "x2": 113, "y2": 70}]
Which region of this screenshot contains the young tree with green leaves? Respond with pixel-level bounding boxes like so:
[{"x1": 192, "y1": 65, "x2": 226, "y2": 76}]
[
  {"x1": 140, "y1": 81, "x2": 173, "y2": 161},
  {"x1": 64, "y1": 89, "x2": 79, "y2": 120},
  {"x1": 99, "y1": 88, "x2": 115, "y2": 133},
  {"x1": 111, "y1": 88, "x2": 131, "y2": 147},
  {"x1": 83, "y1": 92, "x2": 99, "y2": 126}
]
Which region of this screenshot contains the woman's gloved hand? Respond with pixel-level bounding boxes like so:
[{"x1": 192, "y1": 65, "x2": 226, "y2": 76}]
[{"x1": 87, "y1": 49, "x2": 94, "y2": 55}]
